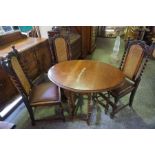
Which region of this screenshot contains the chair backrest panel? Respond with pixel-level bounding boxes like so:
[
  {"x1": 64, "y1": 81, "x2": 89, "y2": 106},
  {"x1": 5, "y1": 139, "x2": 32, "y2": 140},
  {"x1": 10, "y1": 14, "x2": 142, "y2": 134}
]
[
  {"x1": 122, "y1": 44, "x2": 144, "y2": 80},
  {"x1": 53, "y1": 36, "x2": 70, "y2": 63},
  {"x1": 11, "y1": 56, "x2": 31, "y2": 96}
]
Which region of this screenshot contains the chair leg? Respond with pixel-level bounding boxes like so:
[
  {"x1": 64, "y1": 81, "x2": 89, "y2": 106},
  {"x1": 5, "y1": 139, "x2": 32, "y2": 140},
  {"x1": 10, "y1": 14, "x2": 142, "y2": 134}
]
[
  {"x1": 129, "y1": 80, "x2": 140, "y2": 107},
  {"x1": 60, "y1": 103, "x2": 65, "y2": 122},
  {"x1": 110, "y1": 97, "x2": 119, "y2": 119},
  {"x1": 25, "y1": 104, "x2": 35, "y2": 125},
  {"x1": 23, "y1": 98, "x2": 35, "y2": 125},
  {"x1": 96, "y1": 92, "x2": 109, "y2": 114},
  {"x1": 129, "y1": 89, "x2": 137, "y2": 107}
]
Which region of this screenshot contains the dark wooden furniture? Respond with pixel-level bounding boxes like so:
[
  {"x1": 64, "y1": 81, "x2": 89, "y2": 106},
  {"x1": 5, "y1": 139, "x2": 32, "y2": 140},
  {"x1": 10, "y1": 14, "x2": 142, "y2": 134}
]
[
  {"x1": 0, "y1": 31, "x2": 27, "y2": 46},
  {"x1": 69, "y1": 33, "x2": 81, "y2": 59},
  {"x1": 74, "y1": 26, "x2": 97, "y2": 58},
  {"x1": 0, "y1": 36, "x2": 52, "y2": 78},
  {"x1": 48, "y1": 60, "x2": 125, "y2": 124},
  {"x1": 0, "y1": 31, "x2": 53, "y2": 116},
  {"x1": 143, "y1": 26, "x2": 155, "y2": 45},
  {"x1": 0, "y1": 32, "x2": 27, "y2": 107},
  {"x1": 0, "y1": 62, "x2": 18, "y2": 111},
  {"x1": 90, "y1": 27, "x2": 98, "y2": 53},
  {"x1": 50, "y1": 35, "x2": 71, "y2": 63},
  {"x1": 48, "y1": 26, "x2": 98, "y2": 60},
  {"x1": 1, "y1": 49, "x2": 64, "y2": 125},
  {"x1": 98, "y1": 40, "x2": 149, "y2": 118},
  {"x1": 48, "y1": 28, "x2": 81, "y2": 62}
]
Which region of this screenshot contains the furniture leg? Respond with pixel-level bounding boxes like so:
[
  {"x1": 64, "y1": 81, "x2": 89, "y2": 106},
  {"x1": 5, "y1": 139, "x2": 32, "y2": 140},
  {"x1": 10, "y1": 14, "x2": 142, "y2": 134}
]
[
  {"x1": 96, "y1": 92, "x2": 109, "y2": 113},
  {"x1": 74, "y1": 94, "x2": 83, "y2": 115},
  {"x1": 110, "y1": 97, "x2": 119, "y2": 119},
  {"x1": 129, "y1": 88, "x2": 137, "y2": 107},
  {"x1": 59, "y1": 103, "x2": 65, "y2": 122},
  {"x1": 95, "y1": 94, "x2": 102, "y2": 125},
  {"x1": 67, "y1": 91, "x2": 76, "y2": 120},
  {"x1": 129, "y1": 81, "x2": 140, "y2": 107},
  {"x1": 24, "y1": 102, "x2": 35, "y2": 125},
  {"x1": 22, "y1": 96, "x2": 35, "y2": 125},
  {"x1": 87, "y1": 93, "x2": 92, "y2": 125},
  {"x1": 105, "y1": 92, "x2": 110, "y2": 114}
]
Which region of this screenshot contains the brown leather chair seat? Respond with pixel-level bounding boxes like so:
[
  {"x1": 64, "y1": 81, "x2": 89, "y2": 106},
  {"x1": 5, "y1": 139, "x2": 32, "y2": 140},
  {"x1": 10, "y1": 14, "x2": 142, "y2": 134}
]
[
  {"x1": 1, "y1": 49, "x2": 65, "y2": 125},
  {"x1": 30, "y1": 82, "x2": 60, "y2": 106}
]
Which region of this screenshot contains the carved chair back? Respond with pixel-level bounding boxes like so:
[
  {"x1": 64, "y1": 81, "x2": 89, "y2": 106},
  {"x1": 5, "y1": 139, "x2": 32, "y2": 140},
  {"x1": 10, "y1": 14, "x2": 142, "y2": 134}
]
[
  {"x1": 52, "y1": 35, "x2": 71, "y2": 63},
  {"x1": 1, "y1": 48, "x2": 32, "y2": 99},
  {"x1": 119, "y1": 40, "x2": 149, "y2": 82}
]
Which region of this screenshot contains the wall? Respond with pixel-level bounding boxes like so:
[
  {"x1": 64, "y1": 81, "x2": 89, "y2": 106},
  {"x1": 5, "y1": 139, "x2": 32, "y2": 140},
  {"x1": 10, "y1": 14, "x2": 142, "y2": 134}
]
[{"x1": 39, "y1": 26, "x2": 53, "y2": 38}]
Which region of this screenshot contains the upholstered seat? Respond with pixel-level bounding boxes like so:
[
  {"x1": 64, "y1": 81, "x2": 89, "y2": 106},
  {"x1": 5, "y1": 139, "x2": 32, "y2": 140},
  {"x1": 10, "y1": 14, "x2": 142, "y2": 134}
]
[
  {"x1": 30, "y1": 82, "x2": 60, "y2": 106},
  {"x1": 1, "y1": 48, "x2": 65, "y2": 125}
]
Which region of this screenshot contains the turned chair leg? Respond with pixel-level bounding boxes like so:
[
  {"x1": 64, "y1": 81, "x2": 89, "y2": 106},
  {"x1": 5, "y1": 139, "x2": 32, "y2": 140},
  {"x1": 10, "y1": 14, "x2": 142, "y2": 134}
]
[
  {"x1": 110, "y1": 97, "x2": 119, "y2": 119},
  {"x1": 129, "y1": 89, "x2": 137, "y2": 107},
  {"x1": 60, "y1": 103, "x2": 65, "y2": 122},
  {"x1": 26, "y1": 105, "x2": 35, "y2": 125},
  {"x1": 129, "y1": 80, "x2": 140, "y2": 107},
  {"x1": 23, "y1": 97, "x2": 35, "y2": 125}
]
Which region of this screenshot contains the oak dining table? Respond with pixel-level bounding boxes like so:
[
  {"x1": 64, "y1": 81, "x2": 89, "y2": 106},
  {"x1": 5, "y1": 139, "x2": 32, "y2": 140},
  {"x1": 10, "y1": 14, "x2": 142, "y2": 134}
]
[{"x1": 48, "y1": 60, "x2": 125, "y2": 124}]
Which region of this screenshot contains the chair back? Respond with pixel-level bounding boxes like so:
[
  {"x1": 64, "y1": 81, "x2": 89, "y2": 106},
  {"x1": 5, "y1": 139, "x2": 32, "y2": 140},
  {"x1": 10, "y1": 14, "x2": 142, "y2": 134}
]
[
  {"x1": 120, "y1": 40, "x2": 149, "y2": 81},
  {"x1": 52, "y1": 35, "x2": 71, "y2": 63},
  {"x1": 1, "y1": 48, "x2": 32, "y2": 97}
]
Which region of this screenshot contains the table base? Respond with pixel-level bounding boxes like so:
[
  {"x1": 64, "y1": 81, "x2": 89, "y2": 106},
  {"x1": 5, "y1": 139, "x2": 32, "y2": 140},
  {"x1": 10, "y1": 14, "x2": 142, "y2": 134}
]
[{"x1": 66, "y1": 92, "x2": 108, "y2": 125}]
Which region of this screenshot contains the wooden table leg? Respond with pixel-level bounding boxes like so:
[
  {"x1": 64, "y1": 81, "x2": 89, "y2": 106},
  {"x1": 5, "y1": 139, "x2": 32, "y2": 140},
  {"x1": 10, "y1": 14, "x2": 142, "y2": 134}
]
[
  {"x1": 66, "y1": 92, "x2": 95, "y2": 125},
  {"x1": 87, "y1": 93, "x2": 93, "y2": 125},
  {"x1": 74, "y1": 94, "x2": 83, "y2": 115},
  {"x1": 67, "y1": 91, "x2": 75, "y2": 118}
]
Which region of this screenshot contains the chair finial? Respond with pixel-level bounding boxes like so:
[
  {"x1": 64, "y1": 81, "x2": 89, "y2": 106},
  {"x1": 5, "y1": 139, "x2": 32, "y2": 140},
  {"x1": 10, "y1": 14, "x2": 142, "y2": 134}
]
[
  {"x1": 11, "y1": 45, "x2": 19, "y2": 55},
  {"x1": 12, "y1": 45, "x2": 16, "y2": 50}
]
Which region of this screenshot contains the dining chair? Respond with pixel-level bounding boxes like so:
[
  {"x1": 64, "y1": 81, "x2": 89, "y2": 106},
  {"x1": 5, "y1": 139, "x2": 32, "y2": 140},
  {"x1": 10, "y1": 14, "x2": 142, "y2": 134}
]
[
  {"x1": 49, "y1": 35, "x2": 73, "y2": 106},
  {"x1": 50, "y1": 34, "x2": 71, "y2": 63},
  {"x1": 1, "y1": 48, "x2": 65, "y2": 125},
  {"x1": 98, "y1": 40, "x2": 150, "y2": 118}
]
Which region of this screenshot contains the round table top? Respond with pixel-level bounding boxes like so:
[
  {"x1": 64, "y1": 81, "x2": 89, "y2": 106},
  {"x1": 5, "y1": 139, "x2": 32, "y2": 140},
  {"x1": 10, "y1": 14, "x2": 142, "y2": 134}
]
[{"x1": 48, "y1": 60, "x2": 125, "y2": 93}]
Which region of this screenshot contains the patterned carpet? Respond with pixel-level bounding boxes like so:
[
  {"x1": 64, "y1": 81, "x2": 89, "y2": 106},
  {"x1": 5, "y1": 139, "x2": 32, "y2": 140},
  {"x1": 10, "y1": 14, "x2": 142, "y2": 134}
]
[{"x1": 5, "y1": 37, "x2": 155, "y2": 128}]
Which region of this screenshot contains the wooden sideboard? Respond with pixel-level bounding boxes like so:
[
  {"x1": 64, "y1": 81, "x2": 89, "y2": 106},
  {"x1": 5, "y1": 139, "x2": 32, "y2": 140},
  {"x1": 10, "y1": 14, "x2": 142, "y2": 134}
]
[
  {"x1": 74, "y1": 26, "x2": 97, "y2": 58},
  {"x1": 0, "y1": 31, "x2": 52, "y2": 110},
  {"x1": 69, "y1": 33, "x2": 81, "y2": 59}
]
